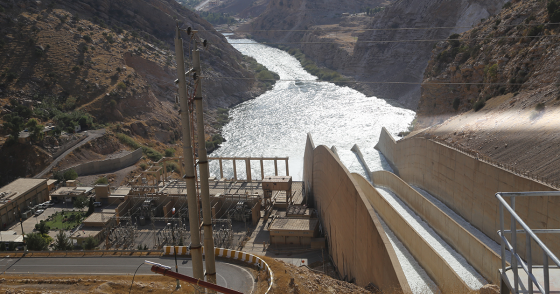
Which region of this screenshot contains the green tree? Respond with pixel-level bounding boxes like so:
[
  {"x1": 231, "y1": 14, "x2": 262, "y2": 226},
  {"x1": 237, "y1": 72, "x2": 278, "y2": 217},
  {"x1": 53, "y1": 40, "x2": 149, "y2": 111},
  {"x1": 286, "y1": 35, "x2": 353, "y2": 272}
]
[
  {"x1": 3, "y1": 113, "x2": 24, "y2": 140},
  {"x1": 35, "y1": 221, "x2": 50, "y2": 235},
  {"x1": 86, "y1": 197, "x2": 94, "y2": 216},
  {"x1": 73, "y1": 195, "x2": 88, "y2": 211},
  {"x1": 26, "y1": 233, "x2": 49, "y2": 251},
  {"x1": 63, "y1": 169, "x2": 78, "y2": 180},
  {"x1": 26, "y1": 118, "x2": 44, "y2": 142},
  {"x1": 83, "y1": 236, "x2": 98, "y2": 250},
  {"x1": 53, "y1": 230, "x2": 72, "y2": 251}
]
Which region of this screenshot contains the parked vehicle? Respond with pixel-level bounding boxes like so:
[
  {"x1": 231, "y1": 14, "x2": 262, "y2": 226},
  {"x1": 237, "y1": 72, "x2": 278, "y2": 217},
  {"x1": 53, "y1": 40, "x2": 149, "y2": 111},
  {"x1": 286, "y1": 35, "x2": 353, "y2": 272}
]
[
  {"x1": 34, "y1": 209, "x2": 44, "y2": 216},
  {"x1": 94, "y1": 202, "x2": 102, "y2": 207}
]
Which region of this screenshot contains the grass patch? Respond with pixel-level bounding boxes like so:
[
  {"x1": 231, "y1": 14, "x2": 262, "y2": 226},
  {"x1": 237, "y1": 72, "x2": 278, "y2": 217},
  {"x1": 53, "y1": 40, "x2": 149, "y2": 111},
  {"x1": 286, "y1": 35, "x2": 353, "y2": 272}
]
[
  {"x1": 116, "y1": 133, "x2": 163, "y2": 162},
  {"x1": 44, "y1": 211, "x2": 85, "y2": 230}
]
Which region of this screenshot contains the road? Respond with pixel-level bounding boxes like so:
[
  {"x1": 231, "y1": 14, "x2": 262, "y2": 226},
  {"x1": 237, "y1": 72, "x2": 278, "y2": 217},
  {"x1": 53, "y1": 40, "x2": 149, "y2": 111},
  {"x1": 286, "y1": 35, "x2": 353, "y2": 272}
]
[
  {"x1": 0, "y1": 256, "x2": 255, "y2": 293},
  {"x1": 34, "y1": 129, "x2": 106, "y2": 178},
  {"x1": 195, "y1": 0, "x2": 212, "y2": 11}
]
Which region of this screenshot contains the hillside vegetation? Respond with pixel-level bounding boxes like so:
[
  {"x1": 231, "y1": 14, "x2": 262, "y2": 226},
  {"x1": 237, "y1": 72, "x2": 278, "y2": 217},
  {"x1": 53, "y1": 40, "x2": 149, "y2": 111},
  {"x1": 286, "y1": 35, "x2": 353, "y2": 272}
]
[{"x1": 0, "y1": 0, "x2": 275, "y2": 185}]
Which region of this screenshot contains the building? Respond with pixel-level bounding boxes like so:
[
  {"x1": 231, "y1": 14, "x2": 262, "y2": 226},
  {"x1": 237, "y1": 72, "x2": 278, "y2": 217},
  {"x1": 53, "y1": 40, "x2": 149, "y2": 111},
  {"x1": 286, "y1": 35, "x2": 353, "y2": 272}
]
[
  {"x1": 0, "y1": 178, "x2": 49, "y2": 229},
  {"x1": 70, "y1": 212, "x2": 115, "y2": 247},
  {"x1": 269, "y1": 217, "x2": 319, "y2": 246},
  {"x1": 50, "y1": 186, "x2": 93, "y2": 203}
]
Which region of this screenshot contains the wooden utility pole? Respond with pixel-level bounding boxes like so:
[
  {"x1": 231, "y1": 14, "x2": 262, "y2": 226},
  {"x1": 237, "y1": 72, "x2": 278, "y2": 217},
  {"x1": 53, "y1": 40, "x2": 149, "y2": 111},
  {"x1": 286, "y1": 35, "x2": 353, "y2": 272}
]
[{"x1": 174, "y1": 24, "x2": 203, "y2": 280}]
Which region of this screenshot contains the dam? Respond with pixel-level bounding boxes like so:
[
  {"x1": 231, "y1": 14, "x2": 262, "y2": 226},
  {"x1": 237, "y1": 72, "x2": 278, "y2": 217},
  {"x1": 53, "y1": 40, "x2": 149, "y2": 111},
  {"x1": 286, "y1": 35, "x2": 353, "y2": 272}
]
[{"x1": 208, "y1": 38, "x2": 560, "y2": 292}]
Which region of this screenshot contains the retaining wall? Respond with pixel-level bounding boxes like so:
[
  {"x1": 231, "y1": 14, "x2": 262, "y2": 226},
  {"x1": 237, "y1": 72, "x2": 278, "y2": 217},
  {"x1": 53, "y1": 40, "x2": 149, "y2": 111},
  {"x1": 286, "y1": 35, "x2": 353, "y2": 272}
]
[
  {"x1": 375, "y1": 127, "x2": 560, "y2": 263},
  {"x1": 353, "y1": 173, "x2": 470, "y2": 293},
  {"x1": 52, "y1": 135, "x2": 88, "y2": 159},
  {"x1": 371, "y1": 170, "x2": 504, "y2": 284},
  {"x1": 304, "y1": 135, "x2": 410, "y2": 292},
  {"x1": 59, "y1": 148, "x2": 142, "y2": 176}
]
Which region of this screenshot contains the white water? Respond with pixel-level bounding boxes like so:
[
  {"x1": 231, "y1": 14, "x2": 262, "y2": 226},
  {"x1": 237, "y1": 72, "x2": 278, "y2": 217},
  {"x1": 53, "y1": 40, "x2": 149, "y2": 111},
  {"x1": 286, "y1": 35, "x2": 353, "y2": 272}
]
[{"x1": 208, "y1": 38, "x2": 415, "y2": 180}]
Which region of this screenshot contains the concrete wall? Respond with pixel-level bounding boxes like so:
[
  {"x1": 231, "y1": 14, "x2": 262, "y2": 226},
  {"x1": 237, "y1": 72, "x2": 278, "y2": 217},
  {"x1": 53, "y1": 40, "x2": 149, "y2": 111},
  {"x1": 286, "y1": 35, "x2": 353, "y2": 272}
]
[
  {"x1": 60, "y1": 148, "x2": 142, "y2": 177},
  {"x1": 375, "y1": 127, "x2": 560, "y2": 263},
  {"x1": 303, "y1": 133, "x2": 315, "y2": 206},
  {"x1": 354, "y1": 173, "x2": 470, "y2": 293},
  {"x1": 371, "y1": 170, "x2": 504, "y2": 284},
  {"x1": 304, "y1": 135, "x2": 410, "y2": 291}
]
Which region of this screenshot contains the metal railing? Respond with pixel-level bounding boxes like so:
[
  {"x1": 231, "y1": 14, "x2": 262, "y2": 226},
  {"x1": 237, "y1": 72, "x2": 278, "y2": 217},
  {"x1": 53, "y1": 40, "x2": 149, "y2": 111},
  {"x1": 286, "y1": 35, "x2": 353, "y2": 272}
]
[{"x1": 497, "y1": 192, "x2": 560, "y2": 294}]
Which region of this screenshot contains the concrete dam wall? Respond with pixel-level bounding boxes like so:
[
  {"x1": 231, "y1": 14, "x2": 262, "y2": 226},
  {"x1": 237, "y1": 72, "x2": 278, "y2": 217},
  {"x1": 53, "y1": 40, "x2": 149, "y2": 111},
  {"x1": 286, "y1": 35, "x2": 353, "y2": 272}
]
[
  {"x1": 375, "y1": 128, "x2": 560, "y2": 264},
  {"x1": 59, "y1": 148, "x2": 142, "y2": 176},
  {"x1": 303, "y1": 134, "x2": 410, "y2": 292}
]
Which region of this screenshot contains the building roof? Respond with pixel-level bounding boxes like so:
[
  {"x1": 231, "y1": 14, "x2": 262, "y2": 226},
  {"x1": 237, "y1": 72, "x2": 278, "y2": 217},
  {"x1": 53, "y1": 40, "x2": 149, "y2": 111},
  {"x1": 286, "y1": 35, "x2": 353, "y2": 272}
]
[
  {"x1": 47, "y1": 179, "x2": 58, "y2": 186},
  {"x1": 0, "y1": 178, "x2": 47, "y2": 204},
  {"x1": 51, "y1": 186, "x2": 93, "y2": 197},
  {"x1": 83, "y1": 212, "x2": 114, "y2": 225},
  {"x1": 270, "y1": 217, "x2": 318, "y2": 231},
  {"x1": 112, "y1": 187, "x2": 131, "y2": 197}
]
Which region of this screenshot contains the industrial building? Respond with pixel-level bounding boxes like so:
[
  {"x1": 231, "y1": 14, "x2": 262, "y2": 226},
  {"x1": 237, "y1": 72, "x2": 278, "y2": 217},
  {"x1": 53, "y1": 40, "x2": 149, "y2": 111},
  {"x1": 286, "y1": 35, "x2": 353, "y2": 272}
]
[{"x1": 0, "y1": 178, "x2": 49, "y2": 229}]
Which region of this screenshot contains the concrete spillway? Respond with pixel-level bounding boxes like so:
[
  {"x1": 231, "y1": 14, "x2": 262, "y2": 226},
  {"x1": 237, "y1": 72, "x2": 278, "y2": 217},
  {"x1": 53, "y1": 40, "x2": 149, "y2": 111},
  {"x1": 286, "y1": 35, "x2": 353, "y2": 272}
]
[{"x1": 338, "y1": 145, "x2": 489, "y2": 291}]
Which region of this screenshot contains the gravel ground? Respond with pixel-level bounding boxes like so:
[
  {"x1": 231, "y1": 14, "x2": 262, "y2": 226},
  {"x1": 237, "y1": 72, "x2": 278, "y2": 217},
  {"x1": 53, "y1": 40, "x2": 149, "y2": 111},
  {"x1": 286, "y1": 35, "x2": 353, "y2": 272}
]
[
  {"x1": 375, "y1": 186, "x2": 487, "y2": 289},
  {"x1": 411, "y1": 185, "x2": 512, "y2": 264}
]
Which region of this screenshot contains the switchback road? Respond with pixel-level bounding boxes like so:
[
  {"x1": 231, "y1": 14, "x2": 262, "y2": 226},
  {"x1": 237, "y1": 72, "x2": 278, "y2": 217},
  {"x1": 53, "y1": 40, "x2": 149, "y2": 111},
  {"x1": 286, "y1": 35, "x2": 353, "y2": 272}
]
[{"x1": 0, "y1": 256, "x2": 254, "y2": 293}]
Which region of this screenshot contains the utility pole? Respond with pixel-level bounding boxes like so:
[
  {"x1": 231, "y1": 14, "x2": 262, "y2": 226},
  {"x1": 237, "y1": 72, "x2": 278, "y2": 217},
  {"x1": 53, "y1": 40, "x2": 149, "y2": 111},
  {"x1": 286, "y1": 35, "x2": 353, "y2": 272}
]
[
  {"x1": 192, "y1": 30, "x2": 217, "y2": 288},
  {"x1": 174, "y1": 24, "x2": 204, "y2": 280}
]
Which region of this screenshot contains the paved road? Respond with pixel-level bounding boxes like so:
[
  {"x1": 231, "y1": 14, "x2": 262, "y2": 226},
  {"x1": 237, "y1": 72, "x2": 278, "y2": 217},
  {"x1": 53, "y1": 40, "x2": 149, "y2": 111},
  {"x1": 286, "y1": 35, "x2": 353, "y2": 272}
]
[
  {"x1": 34, "y1": 129, "x2": 106, "y2": 178},
  {"x1": 0, "y1": 256, "x2": 254, "y2": 293}
]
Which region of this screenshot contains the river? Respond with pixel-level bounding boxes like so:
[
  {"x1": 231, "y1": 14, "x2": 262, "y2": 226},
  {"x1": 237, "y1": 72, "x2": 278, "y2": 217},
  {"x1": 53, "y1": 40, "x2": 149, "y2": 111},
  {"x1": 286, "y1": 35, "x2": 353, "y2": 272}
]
[{"x1": 208, "y1": 38, "x2": 415, "y2": 180}]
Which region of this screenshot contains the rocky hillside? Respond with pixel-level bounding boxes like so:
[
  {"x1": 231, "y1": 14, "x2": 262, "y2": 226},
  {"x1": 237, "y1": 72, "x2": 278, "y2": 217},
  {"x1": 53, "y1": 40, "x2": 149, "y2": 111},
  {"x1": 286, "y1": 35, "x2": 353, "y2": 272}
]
[
  {"x1": 0, "y1": 0, "x2": 272, "y2": 184},
  {"x1": 243, "y1": 0, "x2": 507, "y2": 109},
  {"x1": 413, "y1": 0, "x2": 560, "y2": 187}
]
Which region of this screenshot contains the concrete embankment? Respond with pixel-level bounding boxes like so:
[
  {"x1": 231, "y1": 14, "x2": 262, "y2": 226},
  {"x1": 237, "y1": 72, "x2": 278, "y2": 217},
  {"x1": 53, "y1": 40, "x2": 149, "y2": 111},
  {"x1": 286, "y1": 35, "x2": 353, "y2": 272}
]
[
  {"x1": 58, "y1": 148, "x2": 142, "y2": 176},
  {"x1": 375, "y1": 127, "x2": 560, "y2": 264}
]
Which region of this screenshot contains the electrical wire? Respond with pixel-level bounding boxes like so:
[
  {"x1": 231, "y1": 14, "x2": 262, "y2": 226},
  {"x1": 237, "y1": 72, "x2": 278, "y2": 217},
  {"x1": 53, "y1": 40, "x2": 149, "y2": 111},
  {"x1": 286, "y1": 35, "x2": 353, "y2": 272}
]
[
  {"x1": 212, "y1": 22, "x2": 560, "y2": 33},
  {"x1": 227, "y1": 33, "x2": 560, "y2": 45},
  {"x1": 199, "y1": 76, "x2": 547, "y2": 86},
  {"x1": 128, "y1": 263, "x2": 144, "y2": 294}
]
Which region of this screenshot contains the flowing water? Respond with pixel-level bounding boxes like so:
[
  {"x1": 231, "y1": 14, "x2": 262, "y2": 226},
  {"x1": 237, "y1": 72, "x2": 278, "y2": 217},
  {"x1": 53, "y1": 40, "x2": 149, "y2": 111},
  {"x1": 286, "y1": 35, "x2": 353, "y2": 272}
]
[{"x1": 209, "y1": 38, "x2": 415, "y2": 180}]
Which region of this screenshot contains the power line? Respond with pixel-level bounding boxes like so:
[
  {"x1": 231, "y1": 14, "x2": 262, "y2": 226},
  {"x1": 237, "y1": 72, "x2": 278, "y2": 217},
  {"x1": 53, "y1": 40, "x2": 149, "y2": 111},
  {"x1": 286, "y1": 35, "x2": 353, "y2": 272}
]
[
  {"x1": 218, "y1": 22, "x2": 560, "y2": 33},
  {"x1": 202, "y1": 76, "x2": 544, "y2": 86},
  {"x1": 226, "y1": 33, "x2": 560, "y2": 45}
]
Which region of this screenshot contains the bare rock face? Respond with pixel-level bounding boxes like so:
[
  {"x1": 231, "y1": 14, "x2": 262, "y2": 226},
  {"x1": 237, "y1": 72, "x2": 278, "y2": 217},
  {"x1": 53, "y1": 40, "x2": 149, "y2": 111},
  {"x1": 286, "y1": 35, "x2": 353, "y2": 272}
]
[
  {"x1": 244, "y1": 0, "x2": 506, "y2": 110},
  {"x1": 347, "y1": 0, "x2": 506, "y2": 109}
]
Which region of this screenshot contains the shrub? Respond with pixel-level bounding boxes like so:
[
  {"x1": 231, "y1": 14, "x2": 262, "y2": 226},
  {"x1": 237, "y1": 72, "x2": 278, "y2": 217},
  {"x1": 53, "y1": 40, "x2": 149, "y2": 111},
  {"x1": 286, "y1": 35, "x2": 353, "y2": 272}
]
[
  {"x1": 473, "y1": 99, "x2": 486, "y2": 111},
  {"x1": 484, "y1": 64, "x2": 498, "y2": 79},
  {"x1": 139, "y1": 163, "x2": 148, "y2": 170},
  {"x1": 63, "y1": 169, "x2": 78, "y2": 180},
  {"x1": 165, "y1": 148, "x2": 175, "y2": 157},
  {"x1": 72, "y1": 66, "x2": 80, "y2": 71},
  {"x1": 82, "y1": 35, "x2": 92, "y2": 42},
  {"x1": 535, "y1": 102, "x2": 545, "y2": 111},
  {"x1": 526, "y1": 25, "x2": 544, "y2": 36},
  {"x1": 142, "y1": 146, "x2": 163, "y2": 162},
  {"x1": 165, "y1": 162, "x2": 179, "y2": 172},
  {"x1": 549, "y1": 0, "x2": 560, "y2": 22},
  {"x1": 116, "y1": 81, "x2": 126, "y2": 90},
  {"x1": 453, "y1": 97, "x2": 460, "y2": 111},
  {"x1": 116, "y1": 133, "x2": 142, "y2": 149},
  {"x1": 448, "y1": 33, "x2": 461, "y2": 48},
  {"x1": 83, "y1": 236, "x2": 98, "y2": 250},
  {"x1": 95, "y1": 177, "x2": 108, "y2": 184},
  {"x1": 503, "y1": 1, "x2": 512, "y2": 9},
  {"x1": 35, "y1": 221, "x2": 50, "y2": 234}
]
